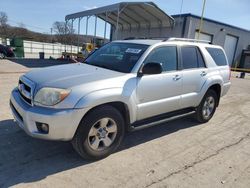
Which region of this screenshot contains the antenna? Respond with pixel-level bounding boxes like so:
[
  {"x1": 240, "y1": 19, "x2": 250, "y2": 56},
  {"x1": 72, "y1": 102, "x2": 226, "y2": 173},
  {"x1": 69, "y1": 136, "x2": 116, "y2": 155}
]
[
  {"x1": 197, "y1": 0, "x2": 207, "y2": 39},
  {"x1": 179, "y1": 0, "x2": 184, "y2": 25}
]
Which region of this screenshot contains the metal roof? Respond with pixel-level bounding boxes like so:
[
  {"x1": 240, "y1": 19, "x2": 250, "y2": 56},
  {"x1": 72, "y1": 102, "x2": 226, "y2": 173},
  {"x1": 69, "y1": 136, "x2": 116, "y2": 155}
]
[
  {"x1": 172, "y1": 13, "x2": 250, "y2": 33},
  {"x1": 65, "y1": 2, "x2": 175, "y2": 30}
]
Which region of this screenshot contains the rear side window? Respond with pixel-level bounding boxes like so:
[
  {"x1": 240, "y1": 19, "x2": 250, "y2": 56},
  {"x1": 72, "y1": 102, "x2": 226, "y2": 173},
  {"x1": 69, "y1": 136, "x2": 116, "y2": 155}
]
[
  {"x1": 206, "y1": 47, "x2": 228, "y2": 66},
  {"x1": 181, "y1": 46, "x2": 206, "y2": 69}
]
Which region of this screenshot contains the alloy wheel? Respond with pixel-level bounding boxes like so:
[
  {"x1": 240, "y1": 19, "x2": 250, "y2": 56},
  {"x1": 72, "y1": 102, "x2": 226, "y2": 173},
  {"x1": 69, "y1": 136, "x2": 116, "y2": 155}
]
[
  {"x1": 202, "y1": 96, "x2": 215, "y2": 119},
  {"x1": 87, "y1": 118, "x2": 118, "y2": 151}
]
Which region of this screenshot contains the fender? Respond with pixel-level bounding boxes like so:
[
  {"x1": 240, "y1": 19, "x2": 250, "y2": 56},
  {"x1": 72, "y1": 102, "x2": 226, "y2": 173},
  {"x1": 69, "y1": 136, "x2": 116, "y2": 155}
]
[
  {"x1": 74, "y1": 87, "x2": 138, "y2": 123},
  {"x1": 197, "y1": 74, "x2": 223, "y2": 106}
]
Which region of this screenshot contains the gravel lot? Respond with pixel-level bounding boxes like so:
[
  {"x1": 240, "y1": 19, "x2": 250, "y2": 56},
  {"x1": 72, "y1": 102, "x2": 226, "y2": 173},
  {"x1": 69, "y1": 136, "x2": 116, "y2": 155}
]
[{"x1": 0, "y1": 59, "x2": 250, "y2": 188}]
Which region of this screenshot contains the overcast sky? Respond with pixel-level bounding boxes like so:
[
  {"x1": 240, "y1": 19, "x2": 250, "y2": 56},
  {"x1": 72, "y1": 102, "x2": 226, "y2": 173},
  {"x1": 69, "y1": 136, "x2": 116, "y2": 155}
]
[{"x1": 1, "y1": 0, "x2": 250, "y2": 37}]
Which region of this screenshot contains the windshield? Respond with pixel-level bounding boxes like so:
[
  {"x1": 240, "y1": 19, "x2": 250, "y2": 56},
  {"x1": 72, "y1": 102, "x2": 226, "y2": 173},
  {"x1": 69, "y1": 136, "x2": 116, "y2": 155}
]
[{"x1": 84, "y1": 42, "x2": 149, "y2": 73}]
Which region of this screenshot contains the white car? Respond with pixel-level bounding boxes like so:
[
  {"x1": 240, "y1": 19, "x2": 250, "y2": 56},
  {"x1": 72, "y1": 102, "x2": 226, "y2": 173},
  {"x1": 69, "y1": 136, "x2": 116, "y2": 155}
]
[{"x1": 10, "y1": 38, "x2": 231, "y2": 160}]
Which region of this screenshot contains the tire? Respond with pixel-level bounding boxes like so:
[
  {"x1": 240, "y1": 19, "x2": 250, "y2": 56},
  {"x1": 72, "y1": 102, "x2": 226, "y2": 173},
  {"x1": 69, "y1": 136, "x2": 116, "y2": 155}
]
[
  {"x1": 195, "y1": 89, "x2": 218, "y2": 123},
  {"x1": 0, "y1": 53, "x2": 5, "y2": 59},
  {"x1": 72, "y1": 105, "x2": 125, "y2": 160}
]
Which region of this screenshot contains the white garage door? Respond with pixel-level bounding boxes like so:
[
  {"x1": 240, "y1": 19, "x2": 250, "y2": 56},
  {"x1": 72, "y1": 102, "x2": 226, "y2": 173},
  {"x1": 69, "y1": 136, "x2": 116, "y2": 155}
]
[
  {"x1": 195, "y1": 32, "x2": 213, "y2": 43},
  {"x1": 224, "y1": 35, "x2": 238, "y2": 66}
]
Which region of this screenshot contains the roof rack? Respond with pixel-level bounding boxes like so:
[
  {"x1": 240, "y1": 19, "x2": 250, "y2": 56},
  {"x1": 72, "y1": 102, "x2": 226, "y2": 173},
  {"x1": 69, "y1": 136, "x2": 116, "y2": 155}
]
[
  {"x1": 166, "y1": 38, "x2": 211, "y2": 44},
  {"x1": 123, "y1": 37, "x2": 166, "y2": 40}
]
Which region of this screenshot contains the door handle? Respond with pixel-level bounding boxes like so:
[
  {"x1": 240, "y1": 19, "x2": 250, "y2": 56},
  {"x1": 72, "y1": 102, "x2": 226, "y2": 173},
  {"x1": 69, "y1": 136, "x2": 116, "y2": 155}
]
[
  {"x1": 173, "y1": 75, "x2": 181, "y2": 81},
  {"x1": 200, "y1": 71, "x2": 207, "y2": 77}
]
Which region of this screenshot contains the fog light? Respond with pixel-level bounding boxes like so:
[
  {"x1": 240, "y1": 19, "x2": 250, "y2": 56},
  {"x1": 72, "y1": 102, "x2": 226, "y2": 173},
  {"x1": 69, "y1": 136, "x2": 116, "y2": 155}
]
[{"x1": 36, "y1": 122, "x2": 49, "y2": 134}]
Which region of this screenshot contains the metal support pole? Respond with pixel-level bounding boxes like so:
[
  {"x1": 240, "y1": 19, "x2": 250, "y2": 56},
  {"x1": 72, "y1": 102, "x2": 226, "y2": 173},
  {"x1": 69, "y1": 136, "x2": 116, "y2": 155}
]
[
  {"x1": 71, "y1": 19, "x2": 74, "y2": 53},
  {"x1": 104, "y1": 12, "x2": 107, "y2": 41},
  {"x1": 94, "y1": 15, "x2": 97, "y2": 44},
  {"x1": 50, "y1": 28, "x2": 53, "y2": 43},
  {"x1": 86, "y1": 16, "x2": 89, "y2": 38},
  {"x1": 148, "y1": 24, "x2": 151, "y2": 37},
  {"x1": 116, "y1": 9, "x2": 120, "y2": 40},
  {"x1": 179, "y1": 0, "x2": 184, "y2": 25},
  {"x1": 65, "y1": 20, "x2": 68, "y2": 52},
  {"x1": 77, "y1": 18, "x2": 81, "y2": 53},
  {"x1": 198, "y1": 0, "x2": 207, "y2": 39}
]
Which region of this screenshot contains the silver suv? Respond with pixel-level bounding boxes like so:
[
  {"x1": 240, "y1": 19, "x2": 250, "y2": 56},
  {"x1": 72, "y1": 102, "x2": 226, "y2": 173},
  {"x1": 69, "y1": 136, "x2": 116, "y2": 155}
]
[{"x1": 10, "y1": 38, "x2": 231, "y2": 160}]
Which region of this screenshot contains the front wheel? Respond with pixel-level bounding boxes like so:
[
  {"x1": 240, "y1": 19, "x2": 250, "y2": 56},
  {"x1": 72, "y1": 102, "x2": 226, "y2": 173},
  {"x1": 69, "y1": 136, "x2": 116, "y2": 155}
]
[
  {"x1": 72, "y1": 105, "x2": 125, "y2": 160},
  {"x1": 195, "y1": 90, "x2": 218, "y2": 123}
]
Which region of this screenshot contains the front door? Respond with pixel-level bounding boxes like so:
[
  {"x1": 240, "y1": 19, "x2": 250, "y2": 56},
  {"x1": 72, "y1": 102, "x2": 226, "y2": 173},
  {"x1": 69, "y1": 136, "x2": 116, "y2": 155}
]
[{"x1": 136, "y1": 46, "x2": 182, "y2": 120}]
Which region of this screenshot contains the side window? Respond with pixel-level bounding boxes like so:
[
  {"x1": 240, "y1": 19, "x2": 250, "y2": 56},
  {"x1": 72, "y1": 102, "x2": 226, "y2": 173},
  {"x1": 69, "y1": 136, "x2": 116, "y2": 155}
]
[
  {"x1": 206, "y1": 47, "x2": 228, "y2": 66},
  {"x1": 144, "y1": 46, "x2": 177, "y2": 72},
  {"x1": 181, "y1": 46, "x2": 205, "y2": 69}
]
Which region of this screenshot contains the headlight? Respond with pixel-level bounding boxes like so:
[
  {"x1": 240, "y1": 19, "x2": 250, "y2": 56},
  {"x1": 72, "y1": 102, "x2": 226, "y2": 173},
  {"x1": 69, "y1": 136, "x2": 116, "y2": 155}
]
[{"x1": 34, "y1": 87, "x2": 70, "y2": 106}]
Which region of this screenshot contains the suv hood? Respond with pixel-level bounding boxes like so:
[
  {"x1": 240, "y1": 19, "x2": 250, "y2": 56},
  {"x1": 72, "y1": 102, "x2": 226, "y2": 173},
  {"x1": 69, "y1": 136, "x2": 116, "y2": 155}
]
[{"x1": 24, "y1": 63, "x2": 125, "y2": 89}]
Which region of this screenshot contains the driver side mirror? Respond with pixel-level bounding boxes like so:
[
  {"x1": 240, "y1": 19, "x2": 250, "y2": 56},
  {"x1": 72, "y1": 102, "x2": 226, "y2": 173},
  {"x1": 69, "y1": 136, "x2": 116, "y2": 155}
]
[{"x1": 138, "y1": 62, "x2": 163, "y2": 77}]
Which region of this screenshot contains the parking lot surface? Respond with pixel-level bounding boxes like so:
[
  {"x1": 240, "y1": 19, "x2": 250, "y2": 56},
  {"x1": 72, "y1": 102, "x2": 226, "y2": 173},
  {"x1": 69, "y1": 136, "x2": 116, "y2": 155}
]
[{"x1": 0, "y1": 59, "x2": 250, "y2": 188}]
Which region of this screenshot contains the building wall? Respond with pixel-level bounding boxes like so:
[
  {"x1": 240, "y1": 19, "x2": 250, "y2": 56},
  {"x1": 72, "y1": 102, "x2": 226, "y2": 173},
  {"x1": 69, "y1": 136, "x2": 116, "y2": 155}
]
[
  {"x1": 0, "y1": 37, "x2": 79, "y2": 58},
  {"x1": 23, "y1": 40, "x2": 79, "y2": 59},
  {"x1": 180, "y1": 15, "x2": 250, "y2": 66},
  {"x1": 112, "y1": 14, "x2": 250, "y2": 67},
  {"x1": 0, "y1": 38, "x2": 10, "y2": 46},
  {"x1": 111, "y1": 19, "x2": 185, "y2": 40}
]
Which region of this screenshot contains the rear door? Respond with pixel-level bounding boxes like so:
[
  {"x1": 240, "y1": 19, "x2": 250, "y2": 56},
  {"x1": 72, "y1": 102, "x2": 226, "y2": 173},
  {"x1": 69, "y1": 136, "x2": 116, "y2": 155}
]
[
  {"x1": 206, "y1": 47, "x2": 230, "y2": 83},
  {"x1": 180, "y1": 45, "x2": 208, "y2": 108}
]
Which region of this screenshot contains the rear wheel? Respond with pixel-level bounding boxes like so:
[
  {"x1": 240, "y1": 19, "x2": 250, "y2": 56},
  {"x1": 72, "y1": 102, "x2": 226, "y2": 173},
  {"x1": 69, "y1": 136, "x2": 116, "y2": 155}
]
[
  {"x1": 72, "y1": 105, "x2": 125, "y2": 160},
  {"x1": 195, "y1": 90, "x2": 218, "y2": 123}
]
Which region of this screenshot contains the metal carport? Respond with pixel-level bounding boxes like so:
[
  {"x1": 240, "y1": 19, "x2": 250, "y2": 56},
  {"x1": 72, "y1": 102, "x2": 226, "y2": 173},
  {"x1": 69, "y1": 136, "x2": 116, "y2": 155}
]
[{"x1": 65, "y1": 2, "x2": 175, "y2": 45}]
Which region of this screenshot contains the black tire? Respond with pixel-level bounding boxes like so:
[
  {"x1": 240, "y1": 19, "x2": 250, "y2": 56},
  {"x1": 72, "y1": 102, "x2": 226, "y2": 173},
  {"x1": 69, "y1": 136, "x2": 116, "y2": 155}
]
[
  {"x1": 0, "y1": 53, "x2": 5, "y2": 59},
  {"x1": 72, "y1": 105, "x2": 125, "y2": 160},
  {"x1": 195, "y1": 89, "x2": 218, "y2": 123}
]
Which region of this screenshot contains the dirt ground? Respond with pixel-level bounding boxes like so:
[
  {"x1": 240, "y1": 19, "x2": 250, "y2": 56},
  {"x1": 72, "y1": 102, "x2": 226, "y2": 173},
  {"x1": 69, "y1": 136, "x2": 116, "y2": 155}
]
[{"x1": 0, "y1": 59, "x2": 250, "y2": 188}]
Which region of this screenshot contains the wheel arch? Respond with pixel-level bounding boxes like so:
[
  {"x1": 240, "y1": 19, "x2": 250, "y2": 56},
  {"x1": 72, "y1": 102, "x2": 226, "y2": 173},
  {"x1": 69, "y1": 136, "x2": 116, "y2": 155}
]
[
  {"x1": 207, "y1": 84, "x2": 221, "y2": 106},
  {"x1": 78, "y1": 101, "x2": 131, "y2": 132}
]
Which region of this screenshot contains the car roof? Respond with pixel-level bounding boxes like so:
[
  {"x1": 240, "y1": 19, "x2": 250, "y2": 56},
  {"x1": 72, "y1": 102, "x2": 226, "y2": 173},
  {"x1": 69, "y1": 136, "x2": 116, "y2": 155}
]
[{"x1": 112, "y1": 39, "x2": 222, "y2": 49}]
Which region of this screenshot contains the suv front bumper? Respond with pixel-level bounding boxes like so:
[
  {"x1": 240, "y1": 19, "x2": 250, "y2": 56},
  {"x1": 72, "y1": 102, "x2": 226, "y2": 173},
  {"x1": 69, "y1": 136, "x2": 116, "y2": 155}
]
[{"x1": 10, "y1": 88, "x2": 86, "y2": 141}]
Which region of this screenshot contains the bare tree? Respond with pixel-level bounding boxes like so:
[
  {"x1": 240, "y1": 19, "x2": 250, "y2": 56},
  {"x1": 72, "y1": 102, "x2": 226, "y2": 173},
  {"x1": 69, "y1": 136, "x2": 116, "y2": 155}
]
[
  {"x1": 53, "y1": 21, "x2": 75, "y2": 44},
  {"x1": 0, "y1": 12, "x2": 8, "y2": 26},
  {"x1": 0, "y1": 12, "x2": 8, "y2": 37}
]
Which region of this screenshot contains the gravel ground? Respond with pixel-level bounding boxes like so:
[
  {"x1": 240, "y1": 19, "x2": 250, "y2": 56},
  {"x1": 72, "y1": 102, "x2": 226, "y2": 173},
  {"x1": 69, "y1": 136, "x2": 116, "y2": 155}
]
[{"x1": 0, "y1": 59, "x2": 250, "y2": 188}]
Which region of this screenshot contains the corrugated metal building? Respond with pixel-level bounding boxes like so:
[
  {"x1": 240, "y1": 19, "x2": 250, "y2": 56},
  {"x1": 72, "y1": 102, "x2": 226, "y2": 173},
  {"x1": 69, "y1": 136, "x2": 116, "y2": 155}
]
[
  {"x1": 168, "y1": 14, "x2": 250, "y2": 67},
  {"x1": 66, "y1": 2, "x2": 250, "y2": 67},
  {"x1": 110, "y1": 13, "x2": 250, "y2": 67},
  {"x1": 65, "y1": 2, "x2": 175, "y2": 41}
]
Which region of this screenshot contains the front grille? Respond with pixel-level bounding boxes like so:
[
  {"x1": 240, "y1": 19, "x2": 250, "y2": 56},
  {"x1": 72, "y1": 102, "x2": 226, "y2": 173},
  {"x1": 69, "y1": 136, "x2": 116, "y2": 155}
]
[
  {"x1": 19, "y1": 80, "x2": 31, "y2": 92},
  {"x1": 18, "y1": 79, "x2": 33, "y2": 105}
]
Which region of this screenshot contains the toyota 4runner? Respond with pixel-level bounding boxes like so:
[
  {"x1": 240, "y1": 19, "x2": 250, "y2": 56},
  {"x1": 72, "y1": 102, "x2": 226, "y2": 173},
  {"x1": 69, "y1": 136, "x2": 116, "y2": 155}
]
[{"x1": 10, "y1": 38, "x2": 231, "y2": 160}]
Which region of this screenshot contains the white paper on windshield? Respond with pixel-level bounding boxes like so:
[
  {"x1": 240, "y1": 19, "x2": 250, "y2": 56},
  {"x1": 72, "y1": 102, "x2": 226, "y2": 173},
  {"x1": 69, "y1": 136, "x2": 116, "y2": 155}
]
[{"x1": 125, "y1": 48, "x2": 142, "y2": 54}]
